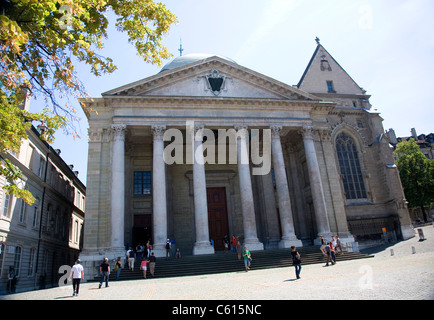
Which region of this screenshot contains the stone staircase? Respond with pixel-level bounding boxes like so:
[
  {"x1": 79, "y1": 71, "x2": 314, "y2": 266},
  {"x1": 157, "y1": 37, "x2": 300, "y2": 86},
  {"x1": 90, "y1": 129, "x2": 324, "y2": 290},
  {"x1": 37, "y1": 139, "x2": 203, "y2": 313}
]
[{"x1": 92, "y1": 246, "x2": 373, "y2": 282}]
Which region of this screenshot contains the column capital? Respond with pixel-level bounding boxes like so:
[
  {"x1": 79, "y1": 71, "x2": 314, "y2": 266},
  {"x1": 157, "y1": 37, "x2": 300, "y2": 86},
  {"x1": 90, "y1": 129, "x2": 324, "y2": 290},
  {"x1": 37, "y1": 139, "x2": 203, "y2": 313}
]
[
  {"x1": 318, "y1": 128, "x2": 332, "y2": 141},
  {"x1": 194, "y1": 123, "x2": 205, "y2": 140},
  {"x1": 111, "y1": 124, "x2": 127, "y2": 140},
  {"x1": 151, "y1": 124, "x2": 166, "y2": 140},
  {"x1": 270, "y1": 125, "x2": 283, "y2": 138},
  {"x1": 300, "y1": 125, "x2": 314, "y2": 140},
  {"x1": 234, "y1": 124, "x2": 249, "y2": 139}
]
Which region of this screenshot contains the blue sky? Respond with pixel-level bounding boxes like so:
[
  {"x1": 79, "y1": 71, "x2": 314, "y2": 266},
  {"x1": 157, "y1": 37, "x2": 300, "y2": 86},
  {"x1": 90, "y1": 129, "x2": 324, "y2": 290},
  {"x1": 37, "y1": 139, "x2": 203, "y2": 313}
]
[{"x1": 30, "y1": 0, "x2": 434, "y2": 185}]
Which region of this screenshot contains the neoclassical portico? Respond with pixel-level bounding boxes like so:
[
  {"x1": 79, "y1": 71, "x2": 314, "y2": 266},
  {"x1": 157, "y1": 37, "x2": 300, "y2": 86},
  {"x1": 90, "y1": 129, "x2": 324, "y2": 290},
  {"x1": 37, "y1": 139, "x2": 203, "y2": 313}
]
[
  {"x1": 78, "y1": 48, "x2": 415, "y2": 280},
  {"x1": 105, "y1": 118, "x2": 340, "y2": 258},
  {"x1": 78, "y1": 51, "x2": 377, "y2": 270}
]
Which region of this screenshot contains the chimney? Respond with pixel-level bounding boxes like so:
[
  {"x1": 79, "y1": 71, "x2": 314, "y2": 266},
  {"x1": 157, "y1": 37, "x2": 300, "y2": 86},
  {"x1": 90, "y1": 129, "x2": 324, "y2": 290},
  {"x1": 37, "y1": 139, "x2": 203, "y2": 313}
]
[
  {"x1": 411, "y1": 128, "x2": 417, "y2": 139},
  {"x1": 385, "y1": 128, "x2": 397, "y2": 145}
]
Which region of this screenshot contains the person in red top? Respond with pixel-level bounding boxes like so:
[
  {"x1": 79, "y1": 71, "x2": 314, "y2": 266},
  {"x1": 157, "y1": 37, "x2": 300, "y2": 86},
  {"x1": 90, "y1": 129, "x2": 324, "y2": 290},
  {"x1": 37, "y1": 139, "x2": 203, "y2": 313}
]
[
  {"x1": 231, "y1": 235, "x2": 237, "y2": 252},
  {"x1": 140, "y1": 257, "x2": 150, "y2": 278}
]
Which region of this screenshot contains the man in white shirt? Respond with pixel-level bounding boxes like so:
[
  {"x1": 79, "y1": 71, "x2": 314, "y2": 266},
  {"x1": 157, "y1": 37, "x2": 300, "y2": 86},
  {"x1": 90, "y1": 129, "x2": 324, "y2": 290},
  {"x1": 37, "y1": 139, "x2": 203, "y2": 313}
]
[{"x1": 69, "y1": 259, "x2": 84, "y2": 297}]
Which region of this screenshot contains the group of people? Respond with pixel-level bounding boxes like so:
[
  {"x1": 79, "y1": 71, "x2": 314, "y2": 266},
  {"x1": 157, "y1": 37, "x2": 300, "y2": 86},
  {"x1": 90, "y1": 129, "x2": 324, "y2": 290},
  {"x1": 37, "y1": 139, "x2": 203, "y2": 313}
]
[
  {"x1": 67, "y1": 234, "x2": 346, "y2": 296},
  {"x1": 68, "y1": 256, "x2": 117, "y2": 296},
  {"x1": 127, "y1": 242, "x2": 157, "y2": 278},
  {"x1": 288, "y1": 235, "x2": 346, "y2": 280},
  {"x1": 221, "y1": 235, "x2": 243, "y2": 259},
  {"x1": 319, "y1": 235, "x2": 343, "y2": 266}
]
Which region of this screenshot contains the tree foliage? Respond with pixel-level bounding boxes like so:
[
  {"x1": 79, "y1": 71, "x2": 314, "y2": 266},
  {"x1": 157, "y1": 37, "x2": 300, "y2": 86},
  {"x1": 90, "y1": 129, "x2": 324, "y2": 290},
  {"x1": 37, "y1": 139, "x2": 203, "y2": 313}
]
[
  {"x1": 394, "y1": 138, "x2": 434, "y2": 221},
  {"x1": 1, "y1": 0, "x2": 177, "y2": 204}
]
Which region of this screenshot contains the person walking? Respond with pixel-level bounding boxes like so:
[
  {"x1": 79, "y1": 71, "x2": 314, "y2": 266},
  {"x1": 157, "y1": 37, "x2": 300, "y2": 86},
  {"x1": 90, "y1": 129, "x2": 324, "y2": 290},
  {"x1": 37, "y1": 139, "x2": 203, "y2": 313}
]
[
  {"x1": 231, "y1": 235, "x2": 237, "y2": 253},
  {"x1": 127, "y1": 247, "x2": 136, "y2": 271},
  {"x1": 324, "y1": 242, "x2": 335, "y2": 266},
  {"x1": 146, "y1": 240, "x2": 152, "y2": 258},
  {"x1": 69, "y1": 259, "x2": 84, "y2": 296},
  {"x1": 149, "y1": 252, "x2": 156, "y2": 277},
  {"x1": 114, "y1": 257, "x2": 122, "y2": 280},
  {"x1": 223, "y1": 235, "x2": 229, "y2": 252},
  {"x1": 165, "y1": 239, "x2": 171, "y2": 259},
  {"x1": 330, "y1": 242, "x2": 337, "y2": 264},
  {"x1": 99, "y1": 257, "x2": 110, "y2": 288},
  {"x1": 242, "y1": 246, "x2": 251, "y2": 271},
  {"x1": 290, "y1": 246, "x2": 302, "y2": 279},
  {"x1": 319, "y1": 235, "x2": 326, "y2": 256},
  {"x1": 236, "y1": 240, "x2": 242, "y2": 260},
  {"x1": 335, "y1": 235, "x2": 343, "y2": 255},
  {"x1": 140, "y1": 257, "x2": 150, "y2": 279},
  {"x1": 136, "y1": 243, "x2": 143, "y2": 262}
]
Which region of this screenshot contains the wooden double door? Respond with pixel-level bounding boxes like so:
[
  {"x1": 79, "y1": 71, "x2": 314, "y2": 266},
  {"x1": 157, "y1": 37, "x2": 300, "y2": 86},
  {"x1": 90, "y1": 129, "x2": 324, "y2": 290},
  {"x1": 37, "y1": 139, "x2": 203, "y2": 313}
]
[{"x1": 207, "y1": 187, "x2": 229, "y2": 251}]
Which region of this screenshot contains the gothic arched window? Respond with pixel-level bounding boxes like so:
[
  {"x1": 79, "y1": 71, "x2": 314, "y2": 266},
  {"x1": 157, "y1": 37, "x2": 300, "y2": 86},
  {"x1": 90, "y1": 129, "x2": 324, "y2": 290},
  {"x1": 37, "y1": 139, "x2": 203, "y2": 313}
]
[{"x1": 336, "y1": 133, "x2": 367, "y2": 199}]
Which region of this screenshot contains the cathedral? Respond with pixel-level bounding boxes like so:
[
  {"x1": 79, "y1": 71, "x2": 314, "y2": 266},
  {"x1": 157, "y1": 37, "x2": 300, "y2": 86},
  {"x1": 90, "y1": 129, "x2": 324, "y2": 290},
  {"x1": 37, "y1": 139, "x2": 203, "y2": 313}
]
[{"x1": 78, "y1": 40, "x2": 414, "y2": 275}]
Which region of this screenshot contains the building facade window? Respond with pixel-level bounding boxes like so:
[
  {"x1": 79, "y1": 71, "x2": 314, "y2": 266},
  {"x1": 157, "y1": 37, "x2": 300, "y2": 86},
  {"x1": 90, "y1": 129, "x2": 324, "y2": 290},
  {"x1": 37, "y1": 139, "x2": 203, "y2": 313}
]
[
  {"x1": 32, "y1": 198, "x2": 40, "y2": 228},
  {"x1": 133, "y1": 171, "x2": 152, "y2": 195},
  {"x1": 28, "y1": 248, "x2": 36, "y2": 276},
  {"x1": 2, "y1": 192, "x2": 11, "y2": 218},
  {"x1": 326, "y1": 80, "x2": 335, "y2": 93},
  {"x1": 13, "y1": 246, "x2": 22, "y2": 277},
  {"x1": 19, "y1": 199, "x2": 26, "y2": 223},
  {"x1": 336, "y1": 132, "x2": 367, "y2": 200}
]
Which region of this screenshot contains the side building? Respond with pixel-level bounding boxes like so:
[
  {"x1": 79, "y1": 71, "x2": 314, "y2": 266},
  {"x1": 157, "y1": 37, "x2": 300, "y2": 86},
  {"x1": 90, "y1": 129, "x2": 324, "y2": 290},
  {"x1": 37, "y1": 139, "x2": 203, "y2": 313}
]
[{"x1": 0, "y1": 92, "x2": 85, "y2": 294}]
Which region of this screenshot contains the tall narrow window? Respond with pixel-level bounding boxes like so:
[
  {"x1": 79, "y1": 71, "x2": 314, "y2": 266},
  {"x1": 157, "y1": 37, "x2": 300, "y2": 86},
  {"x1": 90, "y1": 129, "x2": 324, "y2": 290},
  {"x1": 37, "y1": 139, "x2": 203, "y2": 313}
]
[
  {"x1": 336, "y1": 133, "x2": 367, "y2": 199},
  {"x1": 133, "y1": 171, "x2": 152, "y2": 195},
  {"x1": 326, "y1": 81, "x2": 335, "y2": 93},
  {"x1": 28, "y1": 248, "x2": 36, "y2": 276},
  {"x1": 2, "y1": 192, "x2": 11, "y2": 218},
  {"x1": 13, "y1": 246, "x2": 22, "y2": 276}
]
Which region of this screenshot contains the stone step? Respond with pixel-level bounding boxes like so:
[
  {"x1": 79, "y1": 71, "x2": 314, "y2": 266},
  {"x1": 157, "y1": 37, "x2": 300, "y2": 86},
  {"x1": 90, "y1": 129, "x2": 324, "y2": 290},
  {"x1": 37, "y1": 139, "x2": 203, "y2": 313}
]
[{"x1": 91, "y1": 247, "x2": 372, "y2": 282}]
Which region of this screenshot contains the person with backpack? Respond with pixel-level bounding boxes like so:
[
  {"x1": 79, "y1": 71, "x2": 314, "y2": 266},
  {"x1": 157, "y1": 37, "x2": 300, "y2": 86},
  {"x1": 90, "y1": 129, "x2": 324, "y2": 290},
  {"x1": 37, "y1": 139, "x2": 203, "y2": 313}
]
[
  {"x1": 165, "y1": 239, "x2": 171, "y2": 259},
  {"x1": 127, "y1": 247, "x2": 136, "y2": 271},
  {"x1": 290, "y1": 246, "x2": 302, "y2": 279}
]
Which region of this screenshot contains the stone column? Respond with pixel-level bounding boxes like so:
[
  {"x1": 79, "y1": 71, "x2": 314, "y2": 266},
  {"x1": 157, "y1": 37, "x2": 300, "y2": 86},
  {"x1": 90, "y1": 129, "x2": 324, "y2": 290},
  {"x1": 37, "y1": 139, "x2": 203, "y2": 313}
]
[
  {"x1": 193, "y1": 124, "x2": 214, "y2": 255},
  {"x1": 270, "y1": 126, "x2": 303, "y2": 247},
  {"x1": 301, "y1": 126, "x2": 331, "y2": 240},
  {"x1": 111, "y1": 124, "x2": 127, "y2": 251},
  {"x1": 236, "y1": 125, "x2": 264, "y2": 251},
  {"x1": 151, "y1": 125, "x2": 167, "y2": 257}
]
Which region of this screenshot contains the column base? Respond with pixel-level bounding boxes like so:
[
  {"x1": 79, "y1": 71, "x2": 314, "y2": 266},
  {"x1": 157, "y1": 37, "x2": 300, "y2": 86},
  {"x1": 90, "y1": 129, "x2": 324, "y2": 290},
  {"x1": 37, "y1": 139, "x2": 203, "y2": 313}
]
[
  {"x1": 279, "y1": 237, "x2": 303, "y2": 249},
  {"x1": 243, "y1": 239, "x2": 264, "y2": 251},
  {"x1": 193, "y1": 242, "x2": 215, "y2": 255},
  {"x1": 152, "y1": 243, "x2": 167, "y2": 258},
  {"x1": 79, "y1": 247, "x2": 126, "y2": 282},
  {"x1": 401, "y1": 224, "x2": 415, "y2": 240}
]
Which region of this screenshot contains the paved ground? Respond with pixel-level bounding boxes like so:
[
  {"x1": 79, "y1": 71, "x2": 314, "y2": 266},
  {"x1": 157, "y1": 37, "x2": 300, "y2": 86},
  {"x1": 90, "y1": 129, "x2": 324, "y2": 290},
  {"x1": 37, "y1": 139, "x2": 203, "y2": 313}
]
[{"x1": 2, "y1": 225, "x2": 433, "y2": 302}]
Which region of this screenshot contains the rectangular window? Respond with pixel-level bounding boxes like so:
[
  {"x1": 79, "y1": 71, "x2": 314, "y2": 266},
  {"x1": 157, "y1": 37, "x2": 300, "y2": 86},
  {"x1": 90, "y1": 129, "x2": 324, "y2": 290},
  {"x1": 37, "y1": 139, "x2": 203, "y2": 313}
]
[
  {"x1": 2, "y1": 193, "x2": 11, "y2": 218},
  {"x1": 13, "y1": 246, "x2": 22, "y2": 277},
  {"x1": 28, "y1": 248, "x2": 36, "y2": 276},
  {"x1": 19, "y1": 199, "x2": 26, "y2": 223},
  {"x1": 133, "y1": 171, "x2": 152, "y2": 195},
  {"x1": 326, "y1": 81, "x2": 335, "y2": 93}
]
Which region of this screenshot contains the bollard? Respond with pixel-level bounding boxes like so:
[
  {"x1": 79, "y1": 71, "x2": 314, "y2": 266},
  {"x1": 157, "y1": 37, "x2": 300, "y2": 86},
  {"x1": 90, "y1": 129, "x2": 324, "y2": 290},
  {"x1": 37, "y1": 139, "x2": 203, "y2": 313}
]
[
  {"x1": 417, "y1": 228, "x2": 425, "y2": 241},
  {"x1": 390, "y1": 249, "x2": 394, "y2": 256},
  {"x1": 412, "y1": 246, "x2": 416, "y2": 254}
]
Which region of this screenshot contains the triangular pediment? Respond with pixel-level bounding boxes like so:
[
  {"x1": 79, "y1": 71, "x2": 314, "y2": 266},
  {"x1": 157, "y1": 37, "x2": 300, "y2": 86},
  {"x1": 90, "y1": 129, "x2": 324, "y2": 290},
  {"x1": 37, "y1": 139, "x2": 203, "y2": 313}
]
[
  {"x1": 297, "y1": 44, "x2": 365, "y2": 95},
  {"x1": 102, "y1": 55, "x2": 318, "y2": 101}
]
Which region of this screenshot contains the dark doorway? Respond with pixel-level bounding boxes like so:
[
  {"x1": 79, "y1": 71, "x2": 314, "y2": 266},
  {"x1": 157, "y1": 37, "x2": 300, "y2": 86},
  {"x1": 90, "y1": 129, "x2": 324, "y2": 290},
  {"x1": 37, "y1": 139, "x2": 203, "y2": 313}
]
[
  {"x1": 207, "y1": 187, "x2": 229, "y2": 251},
  {"x1": 132, "y1": 214, "x2": 152, "y2": 248}
]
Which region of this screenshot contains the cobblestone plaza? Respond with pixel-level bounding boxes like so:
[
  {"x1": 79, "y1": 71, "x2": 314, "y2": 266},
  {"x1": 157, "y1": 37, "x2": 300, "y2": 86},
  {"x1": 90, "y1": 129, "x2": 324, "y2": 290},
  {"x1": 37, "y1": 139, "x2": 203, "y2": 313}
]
[{"x1": 2, "y1": 225, "x2": 433, "y2": 301}]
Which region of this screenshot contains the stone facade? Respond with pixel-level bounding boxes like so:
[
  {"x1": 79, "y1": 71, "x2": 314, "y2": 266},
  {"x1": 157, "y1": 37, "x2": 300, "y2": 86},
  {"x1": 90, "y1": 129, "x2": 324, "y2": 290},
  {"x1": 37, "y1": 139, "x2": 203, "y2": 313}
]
[
  {"x1": 78, "y1": 43, "x2": 414, "y2": 279},
  {"x1": 0, "y1": 92, "x2": 85, "y2": 293}
]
